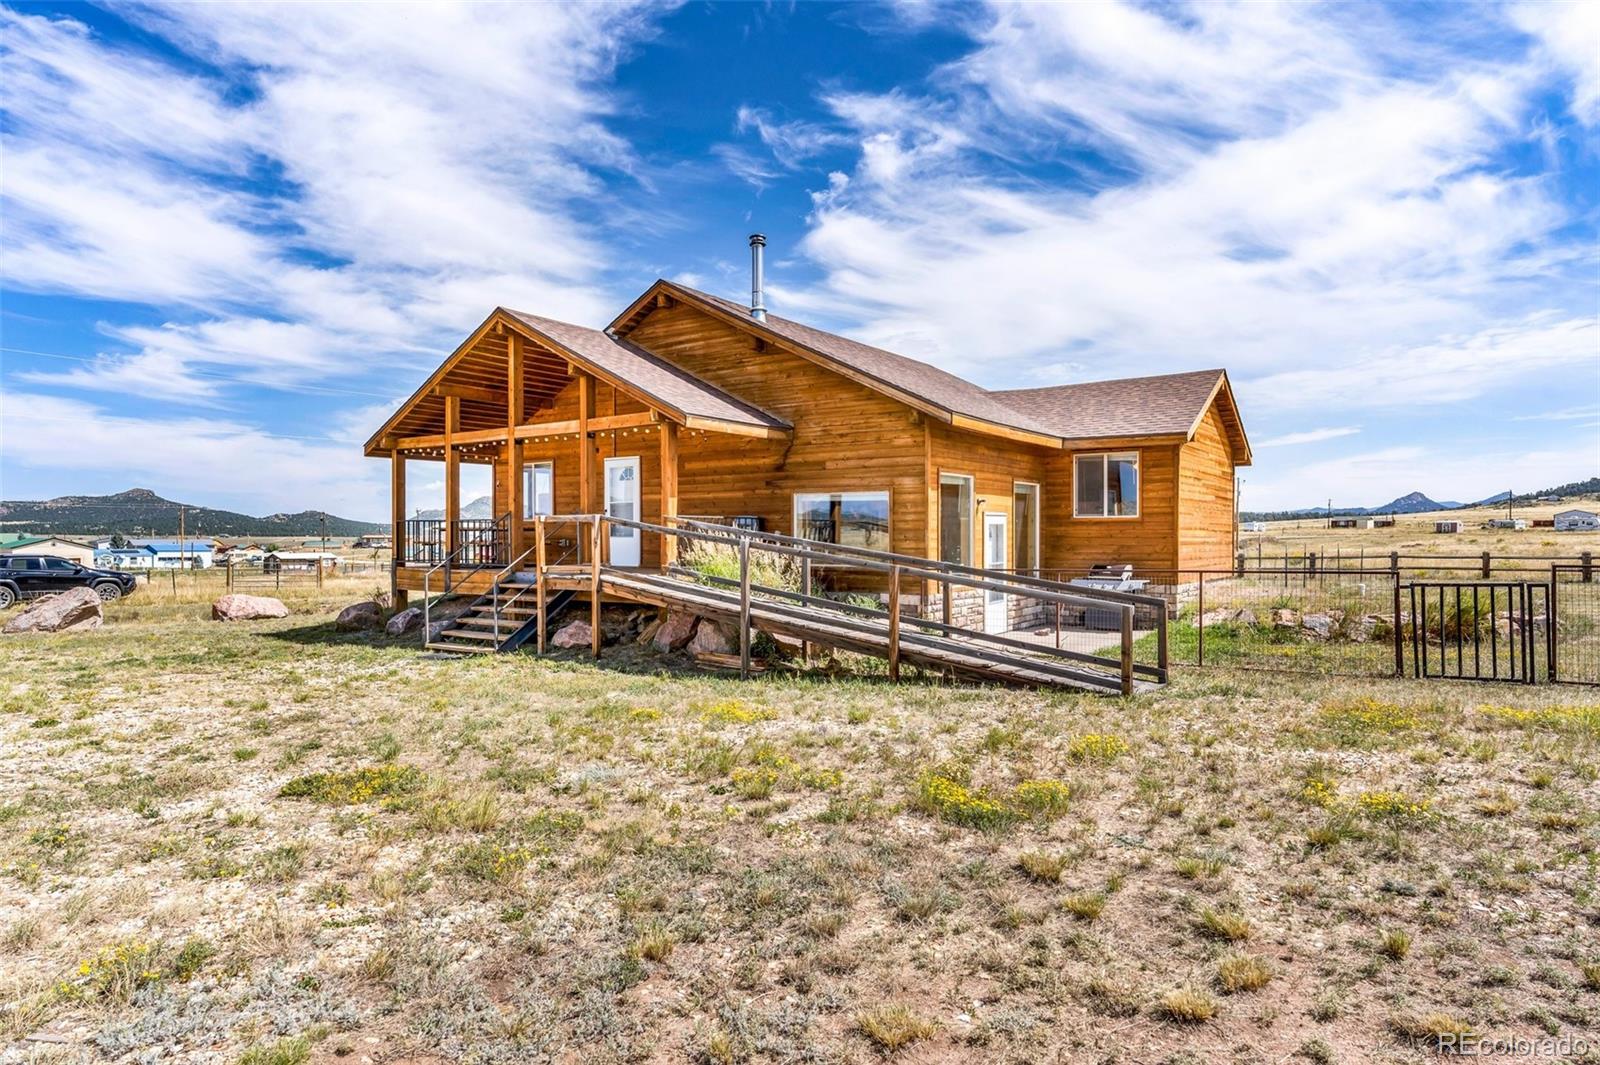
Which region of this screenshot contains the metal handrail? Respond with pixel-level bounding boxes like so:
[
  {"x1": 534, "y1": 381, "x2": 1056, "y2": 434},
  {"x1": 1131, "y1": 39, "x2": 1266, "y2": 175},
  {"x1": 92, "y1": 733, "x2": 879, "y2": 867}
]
[
  {"x1": 422, "y1": 511, "x2": 511, "y2": 646},
  {"x1": 672, "y1": 516, "x2": 1168, "y2": 610},
  {"x1": 593, "y1": 513, "x2": 1153, "y2": 692}
]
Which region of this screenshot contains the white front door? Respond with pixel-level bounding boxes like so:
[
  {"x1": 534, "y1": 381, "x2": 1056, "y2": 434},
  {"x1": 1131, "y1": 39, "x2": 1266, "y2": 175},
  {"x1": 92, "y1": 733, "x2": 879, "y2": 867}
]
[
  {"x1": 604, "y1": 456, "x2": 641, "y2": 567},
  {"x1": 983, "y1": 511, "x2": 1008, "y2": 634}
]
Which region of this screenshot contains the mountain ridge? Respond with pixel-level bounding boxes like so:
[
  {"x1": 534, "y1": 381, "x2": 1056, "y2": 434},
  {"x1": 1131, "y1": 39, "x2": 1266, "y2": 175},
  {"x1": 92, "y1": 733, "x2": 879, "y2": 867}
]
[
  {"x1": 0, "y1": 489, "x2": 385, "y2": 538},
  {"x1": 1241, "y1": 477, "x2": 1599, "y2": 522}
]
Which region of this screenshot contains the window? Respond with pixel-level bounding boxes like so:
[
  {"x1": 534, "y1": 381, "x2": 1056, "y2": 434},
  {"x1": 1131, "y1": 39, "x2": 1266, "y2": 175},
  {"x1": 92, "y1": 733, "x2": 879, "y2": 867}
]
[
  {"x1": 523, "y1": 461, "x2": 554, "y2": 519},
  {"x1": 938, "y1": 473, "x2": 973, "y2": 564},
  {"x1": 43, "y1": 558, "x2": 76, "y2": 571},
  {"x1": 7, "y1": 557, "x2": 39, "y2": 571},
  {"x1": 1074, "y1": 452, "x2": 1139, "y2": 517},
  {"x1": 1013, "y1": 482, "x2": 1040, "y2": 573},
  {"x1": 793, "y1": 491, "x2": 890, "y2": 549}
]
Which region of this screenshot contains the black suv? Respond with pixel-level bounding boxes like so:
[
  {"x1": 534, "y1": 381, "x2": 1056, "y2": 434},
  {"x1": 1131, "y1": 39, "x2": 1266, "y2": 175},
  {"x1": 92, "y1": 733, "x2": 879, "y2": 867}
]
[{"x1": 0, "y1": 555, "x2": 138, "y2": 608}]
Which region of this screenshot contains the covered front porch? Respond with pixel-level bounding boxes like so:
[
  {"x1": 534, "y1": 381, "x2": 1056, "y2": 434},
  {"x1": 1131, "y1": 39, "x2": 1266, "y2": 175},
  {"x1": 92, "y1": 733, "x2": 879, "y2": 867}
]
[{"x1": 365, "y1": 307, "x2": 791, "y2": 604}]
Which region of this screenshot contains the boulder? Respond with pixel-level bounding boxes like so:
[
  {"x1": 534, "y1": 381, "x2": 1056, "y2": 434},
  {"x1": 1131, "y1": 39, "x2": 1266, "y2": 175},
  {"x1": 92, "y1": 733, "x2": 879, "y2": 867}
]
[
  {"x1": 2, "y1": 587, "x2": 103, "y2": 635},
  {"x1": 652, "y1": 611, "x2": 698, "y2": 653},
  {"x1": 211, "y1": 594, "x2": 289, "y2": 621},
  {"x1": 1300, "y1": 613, "x2": 1336, "y2": 639},
  {"x1": 385, "y1": 606, "x2": 423, "y2": 636},
  {"x1": 335, "y1": 601, "x2": 383, "y2": 631},
  {"x1": 1271, "y1": 607, "x2": 1299, "y2": 630},
  {"x1": 552, "y1": 619, "x2": 593, "y2": 649},
  {"x1": 423, "y1": 597, "x2": 475, "y2": 642},
  {"x1": 688, "y1": 619, "x2": 736, "y2": 656}
]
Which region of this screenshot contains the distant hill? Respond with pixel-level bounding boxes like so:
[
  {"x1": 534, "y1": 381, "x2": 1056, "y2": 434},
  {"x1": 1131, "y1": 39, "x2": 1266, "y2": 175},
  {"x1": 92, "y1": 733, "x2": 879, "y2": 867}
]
[
  {"x1": 1241, "y1": 478, "x2": 1597, "y2": 522},
  {"x1": 413, "y1": 495, "x2": 493, "y2": 521},
  {"x1": 0, "y1": 488, "x2": 384, "y2": 538}
]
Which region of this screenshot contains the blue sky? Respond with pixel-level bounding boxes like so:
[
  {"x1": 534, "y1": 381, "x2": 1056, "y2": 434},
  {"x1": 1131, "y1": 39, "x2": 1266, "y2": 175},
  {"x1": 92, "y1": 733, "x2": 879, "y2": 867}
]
[{"x1": 1, "y1": 0, "x2": 1596, "y2": 521}]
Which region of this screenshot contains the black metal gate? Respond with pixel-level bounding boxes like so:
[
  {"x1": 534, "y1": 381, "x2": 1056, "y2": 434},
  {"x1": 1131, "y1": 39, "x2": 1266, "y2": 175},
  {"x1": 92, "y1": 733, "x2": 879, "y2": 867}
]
[
  {"x1": 1401, "y1": 581, "x2": 1551, "y2": 684},
  {"x1": 1551, "y1": 565, "x2": 1599, "y2": 685}
]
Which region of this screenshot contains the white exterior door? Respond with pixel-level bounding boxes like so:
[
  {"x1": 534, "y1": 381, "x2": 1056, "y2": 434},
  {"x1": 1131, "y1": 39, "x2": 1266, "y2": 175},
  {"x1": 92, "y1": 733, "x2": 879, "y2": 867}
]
[
  {"x1": 983, "y1": 512, "x2": 1008, "y2": 634},
  {"x1": 604, "y1": 456, "x2": 641, "y2": 567}
]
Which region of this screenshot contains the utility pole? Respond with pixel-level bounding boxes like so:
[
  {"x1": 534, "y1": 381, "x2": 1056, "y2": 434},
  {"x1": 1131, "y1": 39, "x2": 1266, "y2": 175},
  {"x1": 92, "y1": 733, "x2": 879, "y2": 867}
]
[
  {"x1": 1507, "y1": 490, "x2": 1513, "y2": 522},
  {"x1": 179, "y1": 505, "x2": 187, "y2": 571}
]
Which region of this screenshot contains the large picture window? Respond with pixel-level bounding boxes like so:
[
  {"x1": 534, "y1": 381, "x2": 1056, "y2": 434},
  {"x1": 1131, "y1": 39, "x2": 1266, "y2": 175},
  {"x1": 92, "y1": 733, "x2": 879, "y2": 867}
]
[
  {"x1": 938, "y1": 473, "x2": 973, "y2": 564},
  {"x1": 523, "y1": 461, "x2": 554, "y2": 519},
  {"x1": 1074, "y1": 453, "x2": 1139, "y2": 517},
  {"x1": 793, "y1": 491, "x2": 890, "y2": 549}
]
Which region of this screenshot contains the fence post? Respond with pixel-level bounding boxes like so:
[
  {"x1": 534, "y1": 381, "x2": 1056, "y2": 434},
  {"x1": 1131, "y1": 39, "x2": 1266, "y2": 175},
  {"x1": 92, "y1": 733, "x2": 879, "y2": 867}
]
[
  {"x1": 1196, "y1": 573, "x2": 1205, "y2": 668},
  {"x1": 1391, "y1": 573, "x2": 1403, "y2": 677},
  {"x1": 1389, "y1": 551, "x2": 1399, "y2": 579},
  {"x1": 1309, "y1": 551, "x2": 1317, "y2": 577},
  {"x1": 887, "y1": 564, "x2": 901, "y2": 682},
  {"x1": 738, "y1": 535, "x2": 751, "y2": 680},
  {"x1": 1583, "y1": 551, "x2": 1593, "y2": 583},
  {"x1": 1119, "y1": 605, "x2": 1134, "y2": 697},
  {"x1": 1235, "y1": 551, "x2": 1245, "y2": 577},
  {"x1": 1481, "y1": 551, "x2": 1491, "y2": 580}
]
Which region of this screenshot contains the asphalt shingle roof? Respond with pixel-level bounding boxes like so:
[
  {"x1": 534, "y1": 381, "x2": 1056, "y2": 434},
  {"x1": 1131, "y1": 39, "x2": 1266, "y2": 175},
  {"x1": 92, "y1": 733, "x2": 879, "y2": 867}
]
[{"x1": 503, "y1": 309, "x2": 790, "y2": 432}]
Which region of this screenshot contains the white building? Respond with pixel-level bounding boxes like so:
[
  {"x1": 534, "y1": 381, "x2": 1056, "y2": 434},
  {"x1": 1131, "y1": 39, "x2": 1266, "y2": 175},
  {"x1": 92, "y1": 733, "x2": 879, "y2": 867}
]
[{"x1": 1554, "y1": 509, "x2": 1599, "y2": 532}]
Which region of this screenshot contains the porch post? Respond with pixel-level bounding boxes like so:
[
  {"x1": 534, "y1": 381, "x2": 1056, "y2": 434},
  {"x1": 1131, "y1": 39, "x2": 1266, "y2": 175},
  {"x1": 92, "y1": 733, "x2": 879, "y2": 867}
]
[
  {"x1": 391, "y1": 450, "x2": 407, "y2": 609},
  {"x1": 444, "y1": 395, "x2": 461, "y2": 555},
  {"x1": 578, "y1": 373, "x2": 594, "y2": 558},
  {"x1": 659, "y1": 421, "x2": 679, "y2": 566},
  {"x1": 506, "y1": 332, "x2": 525, "y2": 560}
]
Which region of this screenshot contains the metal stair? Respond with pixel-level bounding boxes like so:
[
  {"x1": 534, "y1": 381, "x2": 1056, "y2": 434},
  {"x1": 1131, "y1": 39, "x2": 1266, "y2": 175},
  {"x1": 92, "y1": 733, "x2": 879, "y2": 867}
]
[{"x1": 426, "y1": 583, "x2": 576, "y2": 654}]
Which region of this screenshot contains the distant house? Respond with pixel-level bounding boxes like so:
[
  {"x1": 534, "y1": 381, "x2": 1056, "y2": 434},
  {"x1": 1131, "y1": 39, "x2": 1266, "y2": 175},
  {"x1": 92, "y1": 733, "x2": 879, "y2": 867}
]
[
  {"x1": 354, "y1": 533, "x2": 393, "y2": 549},
  {"x1": 1487, "y1": 518, "x2": 1527, "y2": 531},
  {"x1": 1240, "y1": 521, "x2": 1266, "y2": 534},
  {"x1": 0, "y1": 535, "x2": 97, "y2": 567},
  {"x1": 1434, "y1": 520, "x2": 1463, "y2": 534},
  {"x1": 264, "y1": 551, "x2": 338, "y2": 573},
  {"x1": 1371, "y1": 517, "x2": 1396, "y2": 528},
  {"x1": 95, "y1": 539, "x2": 215, "y2": 569},
  {"x1": 1554, "y1": 509, "x2": 1599, "y2": 532},
  {"x1": 1329, "y1": 518, "x2": 1357, "y2": 529}
]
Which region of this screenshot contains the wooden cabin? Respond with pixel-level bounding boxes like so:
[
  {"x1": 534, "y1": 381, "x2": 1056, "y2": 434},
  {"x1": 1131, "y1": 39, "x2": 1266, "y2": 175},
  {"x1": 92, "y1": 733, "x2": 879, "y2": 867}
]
[{"x1": 365, "y1": 279, "x2": 1251, "y2": 609}]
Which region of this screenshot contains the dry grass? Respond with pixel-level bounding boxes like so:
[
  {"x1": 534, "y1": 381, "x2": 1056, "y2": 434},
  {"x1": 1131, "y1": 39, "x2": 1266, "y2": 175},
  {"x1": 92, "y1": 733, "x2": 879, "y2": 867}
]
[{"x1": 1, "y1": 601, "x2": 1596, "y2": 1061}]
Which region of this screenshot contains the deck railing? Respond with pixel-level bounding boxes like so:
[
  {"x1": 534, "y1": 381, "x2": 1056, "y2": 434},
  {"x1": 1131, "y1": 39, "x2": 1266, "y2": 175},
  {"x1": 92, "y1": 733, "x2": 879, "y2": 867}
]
[{"x1": 403, "y1": 515, "x2": 510, "y2": 568}]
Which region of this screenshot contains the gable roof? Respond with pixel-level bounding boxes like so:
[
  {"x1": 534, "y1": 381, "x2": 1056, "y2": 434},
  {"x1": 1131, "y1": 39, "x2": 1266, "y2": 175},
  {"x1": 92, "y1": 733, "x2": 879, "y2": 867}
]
[
  {"x1": 500, "y1": 309, "x2": 789, "y2": 434},
  {"x1": 365, "y1": 308, "x2": 788, "y2": 456},
  {"x1": 612, "y1": 280, "x2": 1248, "y2": 458},
  {"x1": 613, "y1": 281, "x2": 1062, "y2": 444},
  {"x1": 0, "y1": 535, "x2": 95, "y2": 551},
  {"x1": 992, "y1": 369, "x2": 1250, "y2": 461}
]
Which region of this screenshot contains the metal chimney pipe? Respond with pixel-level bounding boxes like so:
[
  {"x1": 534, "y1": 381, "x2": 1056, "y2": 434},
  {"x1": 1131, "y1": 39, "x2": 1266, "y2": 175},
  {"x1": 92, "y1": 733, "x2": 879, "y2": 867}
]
[{"x1": 748, "y1": 233, "x2": 767, "y2": 321}]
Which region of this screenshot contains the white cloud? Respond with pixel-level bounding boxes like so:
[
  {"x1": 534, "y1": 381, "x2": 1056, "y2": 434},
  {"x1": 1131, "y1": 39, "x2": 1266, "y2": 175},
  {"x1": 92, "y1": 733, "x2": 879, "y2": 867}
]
[
  {"x1": 1242, "y1": 315, "x2": 1598, "y2": 410},
  {"x1": 1242, "y1": 442, "x2": 1600, "y2": 512},
  {"x1": 1257, "y1": 426, "x2": 1361, "y2": 448},
  {"x1": 0, "y1": 4, "x2": 655, "y2": 405},
  {"x1": 0, "y1": 392, "x2": 390, "y2": 519},
  {"x1": 1512, "y1": 0, "x2": 1600, "y2": 124},
  {"x1": 767, "y1": 0, "x2": 1591, "y2": 423}
]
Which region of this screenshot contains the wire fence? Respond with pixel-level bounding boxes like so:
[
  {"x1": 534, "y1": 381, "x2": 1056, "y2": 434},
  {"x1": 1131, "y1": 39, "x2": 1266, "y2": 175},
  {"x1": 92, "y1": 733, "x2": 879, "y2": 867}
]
[{"x1": 1553, "y1": 566, "x2": 1600, "y2": 685}]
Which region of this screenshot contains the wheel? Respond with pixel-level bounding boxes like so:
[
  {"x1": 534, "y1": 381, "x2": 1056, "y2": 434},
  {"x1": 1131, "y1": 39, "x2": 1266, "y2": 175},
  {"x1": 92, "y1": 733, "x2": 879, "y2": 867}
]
[
  {"x1": 0, "y1": 586, "x2": 14, "y2": 609},
  {"x1": 94, "y1": 582, "x2": 123, "y2": 603}
]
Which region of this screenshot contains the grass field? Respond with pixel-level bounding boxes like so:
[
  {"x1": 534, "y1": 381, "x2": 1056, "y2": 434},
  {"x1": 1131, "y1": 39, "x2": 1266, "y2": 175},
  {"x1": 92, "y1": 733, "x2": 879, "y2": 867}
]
[
  {"x1": 3, "y1": 591, "x2": 1598, "y2": 1063},
  {"x1": 1247, "y1": 497, "x2": 1600, "y2": 571}
]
